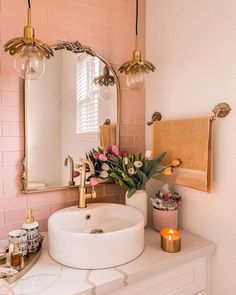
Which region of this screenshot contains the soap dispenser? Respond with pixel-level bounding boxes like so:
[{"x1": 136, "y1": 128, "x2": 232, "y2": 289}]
[{"x1": 22, "y1": 208, "x2": 39, "y2": 253}]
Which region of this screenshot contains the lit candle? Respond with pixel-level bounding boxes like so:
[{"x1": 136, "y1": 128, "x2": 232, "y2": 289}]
[{"x1": 160, "y1": 228, "x2": 181, "y2": 253}]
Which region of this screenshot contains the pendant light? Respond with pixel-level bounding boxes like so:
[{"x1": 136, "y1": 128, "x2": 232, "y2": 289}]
[
  {"x1": 118, "y1": 0, "x2": 156, "y2": 91},
  {"x1": 94, "y1": 65, "x2": 115, "y2": 100},
  {"x1": 4, "y1": 0, "x2": 53, "y2": 80}
]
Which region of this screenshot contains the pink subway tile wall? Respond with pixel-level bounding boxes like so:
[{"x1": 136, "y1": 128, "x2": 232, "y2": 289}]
[{"x1": 0, "y1": 0, "x2": 146, "y2": 239}]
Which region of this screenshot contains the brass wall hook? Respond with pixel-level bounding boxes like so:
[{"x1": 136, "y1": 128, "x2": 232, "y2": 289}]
[
  {"x1": 211, "y1": 102, "x2": 231, "y2": 121},
  {"x1": 146, "y1": 112, "x2": 162, "y2": 126},
  {"x1": 103, "y1": 118, "x2": 111, "y2": 126}
]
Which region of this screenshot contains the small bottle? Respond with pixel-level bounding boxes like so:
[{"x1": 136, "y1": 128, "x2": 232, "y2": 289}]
[
  {"x1": 11, "y1": 243, "x2": 24, "y2": 271},
  {"x1": 22, "y1": 208, "x2": 39, "y2": 253}
]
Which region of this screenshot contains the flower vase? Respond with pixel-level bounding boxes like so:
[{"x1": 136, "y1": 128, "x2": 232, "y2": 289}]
[
  {"x1": 126, "y1": 190, "x2": 147, "y2": 227},
  {"x1": 153, "y1": 208, "x2": 178, "y2": 232}
]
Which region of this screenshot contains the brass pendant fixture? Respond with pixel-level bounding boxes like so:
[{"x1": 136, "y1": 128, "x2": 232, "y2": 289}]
[
  {"x1": 118, "y1": 0, "x2": 156, "y2": 91},
  {"x1": 4, "y1": 0, "x2": 53, "y2": 80},
  {"x1": 94, "y1": 65, "x2": 115, "y2": 87},
  {"x1": 94, "y1": 65, "x2": 116, "y2": 100}
]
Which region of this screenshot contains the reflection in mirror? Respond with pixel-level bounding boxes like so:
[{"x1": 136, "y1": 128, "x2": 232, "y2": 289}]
[{"x1": 24, "y1": 46, "x2": 119, "y2": 192}]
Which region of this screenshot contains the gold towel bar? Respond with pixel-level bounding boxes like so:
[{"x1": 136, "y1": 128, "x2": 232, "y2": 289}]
[{"x1": 147, "y1": 102, "x2": 231, "y2": 126}]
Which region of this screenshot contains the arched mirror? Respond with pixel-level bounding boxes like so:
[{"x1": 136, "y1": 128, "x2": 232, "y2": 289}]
[{"x1": 23, "y1": 41, "x2": 120, "y2": 193}]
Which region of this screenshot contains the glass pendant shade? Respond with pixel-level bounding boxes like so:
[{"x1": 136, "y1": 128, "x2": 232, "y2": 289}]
[
  {"x1": 3, "y1": 1, "x2": 53, "y2": 80},
  {"x1": 126, "y1": 70, "x2": 145, "y2": 91},
  {"x1": 99, "y1": 84, "x2": 115, "y2": 100},
  {"x1": 14, "y1": 46, "x2": 45, "y2": 80},
  {"x1": 94, "y1": 65, "x2": 115, "y2": 100}
]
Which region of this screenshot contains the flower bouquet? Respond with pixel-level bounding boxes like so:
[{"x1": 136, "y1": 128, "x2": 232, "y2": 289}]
[
  {"x1": 86, "y1": 145, "x2": 181, "y2": 198},
  {"x1": 86, "y1": 145, "x2": 128, "y2": 185},
  {"x1": 151, "y1": 184, "x2": 182, "y2": 231},
  {"x1": 86, "y1": 145, "x2": 181, "y2": 226}
]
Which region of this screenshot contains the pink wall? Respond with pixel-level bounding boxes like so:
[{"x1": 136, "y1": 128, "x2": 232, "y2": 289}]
[{"x1": 0, "y1": 0, "x2": 146, "y2": 239}]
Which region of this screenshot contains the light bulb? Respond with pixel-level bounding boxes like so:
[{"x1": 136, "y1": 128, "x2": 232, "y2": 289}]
[
  {"x1": 126, "y1": 71, "x2": 145, "y2": 91},
  {"x1": 14, "y1": 46, "x2": 45, "y2": 80},
  {"x1": 98, "y1": 85, "x2": 115, "y2": 100}
]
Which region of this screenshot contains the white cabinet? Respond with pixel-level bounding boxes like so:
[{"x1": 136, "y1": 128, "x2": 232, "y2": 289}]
[{"x1": 110, "y1": 257, "x2": 207, "y2": 295}]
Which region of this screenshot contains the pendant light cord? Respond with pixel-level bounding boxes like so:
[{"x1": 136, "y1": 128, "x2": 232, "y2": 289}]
[
  {"x1": 28, "y1": 0, "x2": 31, "y2": 9},
  {"x1": 136, "y1": 0, "x2": 139, "y2": 36}
]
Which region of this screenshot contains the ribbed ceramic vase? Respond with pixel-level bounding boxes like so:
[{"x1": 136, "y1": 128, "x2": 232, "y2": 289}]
[
  {"x1": 153, "y1": 208, "x2": 178, "y2": 232},
  {"x1": 126, "y1": 190, "x2": 147, "y2": 227}
]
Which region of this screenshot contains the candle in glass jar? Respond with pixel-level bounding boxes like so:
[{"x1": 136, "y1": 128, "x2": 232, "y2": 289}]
[{"x1": 160, "y1": 228, "x2": 181, "y2": 253}]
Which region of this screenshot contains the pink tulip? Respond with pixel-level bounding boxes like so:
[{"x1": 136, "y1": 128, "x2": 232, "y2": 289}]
[
  {"x1": 93, "y1": 152, "x2": 99, "y2": 160},
  {"x1": 99, "y1": 154, "x2": 108, "y2": 161},
  {"x1": 112, "y1": 145, "x2": 120, "y2": 156},
  {"x1": 105, "y1": 145, "x2": 113, "y2": 154},
  {"x1": 121, "y1": 151, "x2": 129, "y2": 157},
  {"x1": 90, "y1": 178, "x2": 100, "y2": 186}
]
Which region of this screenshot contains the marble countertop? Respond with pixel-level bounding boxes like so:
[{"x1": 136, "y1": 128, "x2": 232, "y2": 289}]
[{"x1": 3, "y1": 228, "x2": 215, "y2": 295}]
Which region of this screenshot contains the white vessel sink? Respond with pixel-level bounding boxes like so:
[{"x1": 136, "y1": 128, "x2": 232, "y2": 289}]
[{"x1": 48, "y1": 203, "x2": 144, "y2": 269}]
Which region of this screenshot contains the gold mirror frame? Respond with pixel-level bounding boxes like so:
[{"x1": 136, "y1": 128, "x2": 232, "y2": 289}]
[{"x1": 22, "y1": 41, "x2": 121, "y2": 194}]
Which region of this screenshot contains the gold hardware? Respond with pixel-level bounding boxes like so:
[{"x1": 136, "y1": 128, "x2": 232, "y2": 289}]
[
  {"x1": 22, "y1": 41, "x2": 121, "y2": 194},
  {"x1": 21, "y1": 157, "x2": 27, "y2": 192},
  {"x1": 64, "y1": 155, "x2": 75, "y2": 186},
  {"x1": 147, "y1": 102, "x2": 231, "y2": 126},
  {"x1": 26, "y1": 208, "x2": 34, "y2": 224},
  {"x1": 94, "y1": 65, "x2": 115, "y2": 87},
  {"x1": 103, "y1": 118, "x2": 111, "y2": 126},
  {"x1": 54, "y1": 41, "x2": 95, "y2": 56},
  {"x1": 4, "y1": 6, "x2": 53, "y2": 60},
  {"x1": 118, "y1": 0, "x2": 156, "y2": 77},
  {"x1": 211, "y1": 102, "x2": 231, "y2": 121},
  {"x1": 78, "y1": 160, "x2": 96, "y2": 208},
  {"x1": 119, "y1": 47, "x2": 156, "y2": 75},
  {"x1": 147, "y1": 112, "x2": 162, "y2": 126}
]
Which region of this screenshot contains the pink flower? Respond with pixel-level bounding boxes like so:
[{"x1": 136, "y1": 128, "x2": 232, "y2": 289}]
[
  {"x1": 105, "y1": 145, "x2": 113, "y2": 154},
  {"x1": 163, "y1": 194, "x2": 171, "y2": 201},
  {"x1": 121, "y1": 151, "x2": 129, "y2": 157},
  {"x1": 73, "y1": 171, "x2": 80, "y2": 178},
  {"x1": 93, "y1": 152, "x2": 99, "y2": 160},
  {"x1": 90, "y1": 178, "x2": 100, "y2": 186},
  {"x1": 99, "y1": 154, "x2": 108, "y2": 161},
  {"x1": 112, "y1": 145, "x2": 120, "y2": 156}
]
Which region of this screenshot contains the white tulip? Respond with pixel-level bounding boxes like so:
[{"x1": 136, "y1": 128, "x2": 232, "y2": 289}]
[
  {"x1": 134, "y1": 161, "x2": 143, "y2": 168},
  {"x1": 100, "y1": 171, "x2": 109, "y2": 179}
]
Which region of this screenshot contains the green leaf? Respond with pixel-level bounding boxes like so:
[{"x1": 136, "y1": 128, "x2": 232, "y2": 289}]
[
  {"x1": 156, "y1": 152, "x2": 167, "y2": 164},
  {"x1": 146, "y1": 152, "x2": 167, "y2": 179},
  {"x1": 127, "y1": 188, "x2": 137, "y2": 198},
  {"x1": 98, "y1": 147, "x2": 103, "y2": 153},
  {"x1": 138, "y1": 170, "x2": 148, "y2": 186}
]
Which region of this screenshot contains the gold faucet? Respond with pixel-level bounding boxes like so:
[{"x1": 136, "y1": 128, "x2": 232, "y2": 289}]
[
  {"x1": 78, "y1": 159, "x2": 96, "y2": 208},
  {"x1": 64, "y1": 155, "x2": 75, "y2": 186}
]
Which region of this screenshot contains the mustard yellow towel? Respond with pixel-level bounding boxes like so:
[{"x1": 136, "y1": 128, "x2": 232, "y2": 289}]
[
  {"x1": 153, "y1": 117, "x2": 213, "y2": 192},
  {"x1": 100, "y1": 124, "x2": 116, "y2": 147}
]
